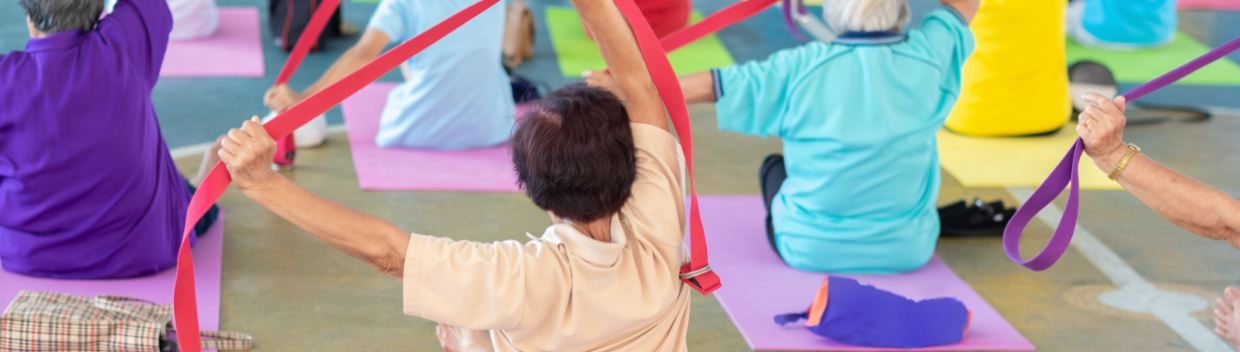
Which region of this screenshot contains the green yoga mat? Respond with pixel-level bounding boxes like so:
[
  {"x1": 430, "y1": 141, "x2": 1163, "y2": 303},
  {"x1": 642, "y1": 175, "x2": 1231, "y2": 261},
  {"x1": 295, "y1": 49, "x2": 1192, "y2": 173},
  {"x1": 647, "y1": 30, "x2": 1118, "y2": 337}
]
[
  {"x1": 1066, "y1": 31, "x2": 1240, "y2": 86},
  {"x1": 546, "y1": 6, "x2": 736, "y2": 77}
]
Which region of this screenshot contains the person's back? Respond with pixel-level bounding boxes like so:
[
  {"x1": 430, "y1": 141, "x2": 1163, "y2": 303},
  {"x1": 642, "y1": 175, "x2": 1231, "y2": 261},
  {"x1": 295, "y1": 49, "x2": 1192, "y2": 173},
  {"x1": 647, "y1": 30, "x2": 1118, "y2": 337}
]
[
  {"x1": 714, "y1": 6, "x2": 974, "y2": 273},
  {"x1": 370, "y1": 0, "x2": 514, "y2": 150},
  {"x1": 0, "y1": 0, "x2": 195, "y2": 279}
]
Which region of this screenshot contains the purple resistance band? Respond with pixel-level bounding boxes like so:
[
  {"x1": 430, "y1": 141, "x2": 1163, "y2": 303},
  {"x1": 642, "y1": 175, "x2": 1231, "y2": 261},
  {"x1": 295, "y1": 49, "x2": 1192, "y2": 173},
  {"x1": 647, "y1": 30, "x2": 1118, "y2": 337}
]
[
  {"x1": 1003, "y1": 35, "x2": 1240, "y2": 271},
  {"x1": 781, "y1": 0, "x2": 809, "y2": 41}
]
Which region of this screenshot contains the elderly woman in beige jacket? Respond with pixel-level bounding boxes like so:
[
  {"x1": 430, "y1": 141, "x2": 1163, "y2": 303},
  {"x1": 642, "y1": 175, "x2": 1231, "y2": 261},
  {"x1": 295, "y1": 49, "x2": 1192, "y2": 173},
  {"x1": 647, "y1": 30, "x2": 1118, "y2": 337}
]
[{"x1": 1076, "y1": 93, "x2": 1240, "y2": 350}]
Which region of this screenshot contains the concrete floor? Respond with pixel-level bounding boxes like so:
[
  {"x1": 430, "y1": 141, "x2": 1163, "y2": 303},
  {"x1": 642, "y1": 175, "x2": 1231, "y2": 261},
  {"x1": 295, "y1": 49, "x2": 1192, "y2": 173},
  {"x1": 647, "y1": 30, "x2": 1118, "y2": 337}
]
[
  {"x1": 5, "y1": 0, "x2": 1240, "y2": 349},
  {"x1": 170, "y1": 103, "x2": 1239, "y2": 351}
]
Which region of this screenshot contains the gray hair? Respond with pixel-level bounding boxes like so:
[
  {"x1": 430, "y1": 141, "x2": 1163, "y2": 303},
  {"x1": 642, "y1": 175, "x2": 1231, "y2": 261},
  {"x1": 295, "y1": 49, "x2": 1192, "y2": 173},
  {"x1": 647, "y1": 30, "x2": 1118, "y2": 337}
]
[
  {"x1": 822, "y1": 0, "x2": 910, "y2": 33},
  {"x1": 20, "y1": 0, "x2": 104, "y2": 34}
]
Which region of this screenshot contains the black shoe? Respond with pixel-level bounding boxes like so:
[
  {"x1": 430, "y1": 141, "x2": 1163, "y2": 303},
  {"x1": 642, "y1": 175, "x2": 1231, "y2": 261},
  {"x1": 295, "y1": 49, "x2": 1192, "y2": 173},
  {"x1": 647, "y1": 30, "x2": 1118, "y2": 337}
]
[{"x1": 938, "y1": 198, "x2": 1015, "y2": 238}]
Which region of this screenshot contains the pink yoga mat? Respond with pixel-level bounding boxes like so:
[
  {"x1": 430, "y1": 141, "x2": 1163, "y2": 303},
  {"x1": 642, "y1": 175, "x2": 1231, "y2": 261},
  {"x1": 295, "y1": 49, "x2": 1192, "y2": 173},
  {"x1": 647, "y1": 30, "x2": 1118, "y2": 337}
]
[
  {"x1": 1179, "y1": 0, "x2": 1240, "y2": 10},
  {"x1": 700, "y1": 196, "x2": 1034, "y2": 351},
  {"x1": 161, "y1": 7, "x2": 265, "y2": 77},
  {"x1": 341, "y1": 83, "x2": 523, "y2": 192},
  {"x1": 0, "y1": 210, "x2": 225, "y2": 336}
]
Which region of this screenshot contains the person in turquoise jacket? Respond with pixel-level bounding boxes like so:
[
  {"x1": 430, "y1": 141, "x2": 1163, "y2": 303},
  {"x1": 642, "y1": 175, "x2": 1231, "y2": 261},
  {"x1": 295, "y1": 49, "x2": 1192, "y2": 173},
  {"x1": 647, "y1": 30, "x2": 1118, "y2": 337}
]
[
  {"x1": 1067, "y1": 0, "x2": 1178, "y2": 49},
  {"x1": 588, "y1": 0, "x2": 977, "y2": 274}
]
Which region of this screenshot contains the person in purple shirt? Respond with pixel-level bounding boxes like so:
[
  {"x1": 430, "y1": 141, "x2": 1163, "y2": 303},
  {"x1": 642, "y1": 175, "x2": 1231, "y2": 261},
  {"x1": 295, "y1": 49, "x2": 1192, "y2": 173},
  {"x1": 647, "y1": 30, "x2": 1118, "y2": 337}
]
[{"x1": 0, "y1": 0, "x2": 218, "y2": 279}]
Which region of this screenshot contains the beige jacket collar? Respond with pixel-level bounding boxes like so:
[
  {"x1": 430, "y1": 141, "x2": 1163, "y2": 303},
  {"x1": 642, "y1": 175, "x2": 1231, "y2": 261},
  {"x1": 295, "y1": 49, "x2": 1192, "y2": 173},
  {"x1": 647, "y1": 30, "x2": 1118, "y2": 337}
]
[{"x1": 533, "y1": 214, "x2": 627, "y2": 266}]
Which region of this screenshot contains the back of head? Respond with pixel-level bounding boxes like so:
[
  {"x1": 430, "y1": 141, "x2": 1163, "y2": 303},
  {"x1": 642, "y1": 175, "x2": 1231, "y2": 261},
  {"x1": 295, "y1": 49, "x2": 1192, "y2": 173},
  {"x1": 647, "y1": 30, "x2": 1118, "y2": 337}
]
[
  {"x1": 511, "y1": 83, "x2": 637, "y2": 223},
  {"x1": 21, "y1": 0, "x2": 105, "y2": 34},
  {"x1": 823, "y1": 0, "x2": 910, "y2": 33}
]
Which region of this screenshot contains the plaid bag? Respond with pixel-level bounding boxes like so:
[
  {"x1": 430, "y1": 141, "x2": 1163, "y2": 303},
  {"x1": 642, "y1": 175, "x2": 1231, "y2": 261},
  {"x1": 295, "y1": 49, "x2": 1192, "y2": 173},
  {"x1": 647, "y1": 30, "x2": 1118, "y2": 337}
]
[{"x1": 0, "y1": 291, "x2": 252, "y2": 352}]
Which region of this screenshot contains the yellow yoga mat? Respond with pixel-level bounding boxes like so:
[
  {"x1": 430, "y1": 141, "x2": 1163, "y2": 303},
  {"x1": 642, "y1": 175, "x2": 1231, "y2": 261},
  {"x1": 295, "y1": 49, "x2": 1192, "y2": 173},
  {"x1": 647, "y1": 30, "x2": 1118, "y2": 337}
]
[
  {"x1": 937, "y1": 122, "x2": 1122, "y2": 190},
  {"x1": 546, "y1": 6, "x2": 736, "y2": 77}
]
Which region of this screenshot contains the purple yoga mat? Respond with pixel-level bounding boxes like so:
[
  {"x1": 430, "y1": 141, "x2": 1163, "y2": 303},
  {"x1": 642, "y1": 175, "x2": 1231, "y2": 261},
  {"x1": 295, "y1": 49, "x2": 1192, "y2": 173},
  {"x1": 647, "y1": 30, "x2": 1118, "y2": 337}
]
[
  {"x1": 341, "y1": 83, "x2": 524, "y2": 192},
  {"x1": 0, "y1": 209, "x2": 225, "y2": 337},
  {"x1": 161, "y1": 7, "x2": 265, "y2": 77},
  {"x1": 700, "y1": 196, "x2": 1033, "y2": 351}
]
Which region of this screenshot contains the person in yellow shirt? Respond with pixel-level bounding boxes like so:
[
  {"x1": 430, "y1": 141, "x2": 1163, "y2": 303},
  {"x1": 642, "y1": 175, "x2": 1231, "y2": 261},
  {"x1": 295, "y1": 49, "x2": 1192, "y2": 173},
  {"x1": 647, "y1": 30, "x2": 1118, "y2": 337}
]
[{"x1": 945, "y1": 0, "x2": 1070, "y2": 137}]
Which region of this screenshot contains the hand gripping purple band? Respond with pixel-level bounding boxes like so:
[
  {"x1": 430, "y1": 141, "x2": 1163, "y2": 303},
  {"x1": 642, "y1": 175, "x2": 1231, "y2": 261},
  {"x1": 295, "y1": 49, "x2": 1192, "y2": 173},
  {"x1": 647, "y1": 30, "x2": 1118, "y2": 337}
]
[{"x1": 1003, "y1": 35, "x2": 1240, "y2": 271}]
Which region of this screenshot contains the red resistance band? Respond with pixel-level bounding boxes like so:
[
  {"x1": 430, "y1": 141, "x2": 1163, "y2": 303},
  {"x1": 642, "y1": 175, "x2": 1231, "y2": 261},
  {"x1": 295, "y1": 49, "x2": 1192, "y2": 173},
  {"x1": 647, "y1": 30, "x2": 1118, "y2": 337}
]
[
  {"x1": 614, "y1": 0, "x2": 728, "y2": 294},
  {"x1": 171, "y1": 1, "x2": 500, "y2": 350},
  {"x1": 171, "y1": 0, "x2": 774, "y2": 347},
  {"x1": 270, "y1": 0, "x2": 345, "y2": 165}
]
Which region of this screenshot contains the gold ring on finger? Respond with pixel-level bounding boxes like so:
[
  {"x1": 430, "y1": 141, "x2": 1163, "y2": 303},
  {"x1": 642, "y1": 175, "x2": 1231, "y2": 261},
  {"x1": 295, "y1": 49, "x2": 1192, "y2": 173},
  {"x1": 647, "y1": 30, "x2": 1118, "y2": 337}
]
[{"x1": 1085, "y1": 117, "x2": 1094, "y2": 128}]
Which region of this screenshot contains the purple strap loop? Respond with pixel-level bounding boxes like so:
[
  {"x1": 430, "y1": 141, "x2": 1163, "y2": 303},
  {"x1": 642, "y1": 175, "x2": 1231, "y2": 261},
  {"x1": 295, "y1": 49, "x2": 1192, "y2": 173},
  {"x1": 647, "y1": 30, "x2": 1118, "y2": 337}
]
[
  {"x1": 781, "y1": 0, "x2": 807, "y2": 41},
  {"x1": 1003, "y1": 36, "x2": 1240, "y2": 271}
]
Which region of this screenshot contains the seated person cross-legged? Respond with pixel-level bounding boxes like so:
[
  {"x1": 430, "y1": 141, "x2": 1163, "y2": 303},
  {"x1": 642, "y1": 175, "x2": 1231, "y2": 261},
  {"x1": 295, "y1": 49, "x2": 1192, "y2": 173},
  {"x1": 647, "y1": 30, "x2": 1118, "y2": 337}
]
[
  {"x1": 587, "y1": 0, "x2": 978, "y2": 274},
  {"x1": 264, "y1": 0, "x2": 515, "y2": 151},
  {"x1": 217, "y1": 0, "x2": 694, "y2": 349},
  {"x1": 1, "y1": 0, "x2": 220, "y2": 279}
]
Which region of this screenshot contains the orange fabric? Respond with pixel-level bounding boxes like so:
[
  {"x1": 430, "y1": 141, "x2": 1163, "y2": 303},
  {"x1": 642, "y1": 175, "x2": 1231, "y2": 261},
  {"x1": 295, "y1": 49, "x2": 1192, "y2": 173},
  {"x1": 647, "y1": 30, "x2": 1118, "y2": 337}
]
[{"x1": 806, "y1": 277, "x2": 830, "y2": 327}]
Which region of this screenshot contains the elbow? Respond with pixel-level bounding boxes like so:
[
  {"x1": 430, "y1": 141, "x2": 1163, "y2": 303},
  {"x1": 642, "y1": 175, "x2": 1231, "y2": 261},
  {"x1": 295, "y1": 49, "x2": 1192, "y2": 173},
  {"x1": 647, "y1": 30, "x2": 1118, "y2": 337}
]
[{"x1": 367, "y1": 232, "x2": 409, "y2": 281}]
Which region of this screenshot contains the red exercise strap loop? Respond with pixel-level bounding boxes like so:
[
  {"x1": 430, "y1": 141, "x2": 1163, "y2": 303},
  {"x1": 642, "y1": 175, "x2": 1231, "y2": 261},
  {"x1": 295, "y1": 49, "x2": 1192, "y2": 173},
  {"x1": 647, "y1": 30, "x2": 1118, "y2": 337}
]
[
  {"x1": 171, "y1": 1, "x2": 500, "y2": 350},
  {"x1": 614, "y1": 0, "x2": 722, "y2": 295},
  {"x1": 1002, "y1": 35, "x2": 1240, "y2": 271},
  {"x1": 658, "y1": 0, "x2": 778, "y2": 52}
]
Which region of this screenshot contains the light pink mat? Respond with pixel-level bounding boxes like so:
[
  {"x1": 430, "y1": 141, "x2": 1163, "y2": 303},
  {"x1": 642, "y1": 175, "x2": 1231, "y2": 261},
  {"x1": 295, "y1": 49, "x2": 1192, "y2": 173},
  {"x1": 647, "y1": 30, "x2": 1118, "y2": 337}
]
[
  {"x1": 0, "y1": 210, "x2": 226, "y2": 336},
  {"x1": 700, "y1": 196, "x2": 1034, "y2": 351},
  {"x1": 161, "y1": 7, "x2": 265, "y2": 77},
  {"x1": 1179, "y1": 0, "x2": 1240, "y2": 10},
  {"x1": 341, "y1": 82, "x2": 523, "y2": 192}
]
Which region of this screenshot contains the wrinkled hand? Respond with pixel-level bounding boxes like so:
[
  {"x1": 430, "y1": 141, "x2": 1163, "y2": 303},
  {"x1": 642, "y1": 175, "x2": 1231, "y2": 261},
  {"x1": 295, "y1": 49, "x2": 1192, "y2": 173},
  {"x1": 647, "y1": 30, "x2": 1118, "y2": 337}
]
[
  {"x1": 582, "y1": 70, "x2": 627, "y2": 101},
  {"x1": 219, "y1": 116, "x2": 278, "y2": 191},
  {"x1": 436, "y1": 323, "x2": 494, "y2": 352},
  {"x1": 264, "y1": 84, "x2": 305, "y2": 113},
  {"x1": 1076, "y1": 93, "x2": 1129, "y2": 170}
]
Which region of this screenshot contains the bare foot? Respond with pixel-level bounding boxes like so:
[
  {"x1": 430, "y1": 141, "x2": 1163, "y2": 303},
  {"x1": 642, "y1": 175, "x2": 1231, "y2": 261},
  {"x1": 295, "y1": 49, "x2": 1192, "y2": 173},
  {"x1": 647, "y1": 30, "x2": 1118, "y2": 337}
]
[
  {"x1": 1214, "y1": 286, "x2": 1240, "y2": 350},
  {"x1": 189, "y1": 135, "x2": 226, "y2": 187},
  {"x1": 436, "y1": 323, "x2": 494, "y2": 352}
]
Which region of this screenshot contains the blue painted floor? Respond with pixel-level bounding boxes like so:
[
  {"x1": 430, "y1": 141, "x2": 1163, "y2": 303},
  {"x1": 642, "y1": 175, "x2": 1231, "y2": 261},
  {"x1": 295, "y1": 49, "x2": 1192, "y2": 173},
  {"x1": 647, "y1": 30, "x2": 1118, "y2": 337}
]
[{"x1": 2, "y1": 0, "x2": 1238, "y2": 148}]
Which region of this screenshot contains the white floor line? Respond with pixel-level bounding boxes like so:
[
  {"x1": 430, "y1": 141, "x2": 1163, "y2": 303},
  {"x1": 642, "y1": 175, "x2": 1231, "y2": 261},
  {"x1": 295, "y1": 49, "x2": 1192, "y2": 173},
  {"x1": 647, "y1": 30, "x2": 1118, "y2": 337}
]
[
  {"x1": 1006, "y1": 186, "x2": 1234, "y2": 352},
  {"x1": 168, "y1": 124, "x2": 348, "y2": 159}
]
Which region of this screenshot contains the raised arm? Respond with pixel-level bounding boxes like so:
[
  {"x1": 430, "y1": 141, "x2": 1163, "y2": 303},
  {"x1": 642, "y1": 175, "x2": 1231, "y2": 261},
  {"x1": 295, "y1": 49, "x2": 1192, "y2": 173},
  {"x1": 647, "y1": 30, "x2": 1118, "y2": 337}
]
[
  {"x1": 939, "y1": 0, "x2": 978, "y2": 23},
  {"x1": 584, "y1": 70, "x2": 716, "y2": 104},
  {"x1": 1077, "y1": 94, "x2": 1240, "y2": 249},
  {"x1": 265, "y1": 29, "x2": 391, "y2": 112},
  {"x1": 572, "y1": 0, "x2": 669, "y2": 131}
]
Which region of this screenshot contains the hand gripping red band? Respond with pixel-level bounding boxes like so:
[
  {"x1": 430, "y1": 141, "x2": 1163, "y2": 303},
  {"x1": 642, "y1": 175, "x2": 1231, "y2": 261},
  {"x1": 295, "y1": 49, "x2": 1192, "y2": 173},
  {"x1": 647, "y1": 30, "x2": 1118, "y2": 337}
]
[
  {"x1": 171, "y1": 1, "x2": 500, "y2": 350},
  {"x1": 613, "y1": 0, "x2": 722, "y2": 295},
  {"x1": 1001, "y1": 35, "x2": 1240, "y2": 271}
]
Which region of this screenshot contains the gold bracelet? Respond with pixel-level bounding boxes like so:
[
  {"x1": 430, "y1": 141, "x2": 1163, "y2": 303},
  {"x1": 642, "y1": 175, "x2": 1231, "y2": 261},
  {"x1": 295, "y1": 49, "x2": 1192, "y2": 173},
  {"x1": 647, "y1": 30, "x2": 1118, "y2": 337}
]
[{"x1": 1107, "y1": 143, "x2": 1141, "y2": 181}]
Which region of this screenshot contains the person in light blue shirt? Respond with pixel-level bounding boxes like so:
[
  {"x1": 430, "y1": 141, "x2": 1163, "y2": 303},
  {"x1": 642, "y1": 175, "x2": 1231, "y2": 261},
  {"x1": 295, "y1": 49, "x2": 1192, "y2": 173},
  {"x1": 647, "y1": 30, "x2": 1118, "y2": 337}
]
[
  {"x1": 587, "y1": 0, "x2": 976, "y2": 274},
  {"x1": 1067, "y1": 0, "x2": 1178, "y2": 49},
  {"x1": 265, "y1": 0, "x2": 514, "y2": 150}
]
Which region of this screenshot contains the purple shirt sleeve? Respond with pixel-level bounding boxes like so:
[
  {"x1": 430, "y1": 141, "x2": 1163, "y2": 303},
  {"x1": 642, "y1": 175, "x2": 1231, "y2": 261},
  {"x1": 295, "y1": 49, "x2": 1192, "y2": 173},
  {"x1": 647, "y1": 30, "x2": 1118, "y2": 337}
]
[{"x1": 96, "y1": 0, "x2": 173, "y2": 85}]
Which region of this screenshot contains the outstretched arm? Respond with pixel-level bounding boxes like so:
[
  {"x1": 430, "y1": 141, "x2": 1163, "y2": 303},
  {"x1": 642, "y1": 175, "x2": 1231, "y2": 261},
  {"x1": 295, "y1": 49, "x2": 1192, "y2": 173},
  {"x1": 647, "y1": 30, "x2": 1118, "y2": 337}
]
[
  {"x1": 584, "y1": 70, "x2": 716, "y2": 104},
  {"x1": 265, "y1": 29, "x2": 391, "y2": 112},
  {"x1": 218, "y1": 117, "x2": 411, "y2": 279},
  {"x1": 572, "y1": 0, "x2": 668, "y2": 131},
  {"x1": 1077, "y1": 93, "x2": 1240, "y2": 250}
]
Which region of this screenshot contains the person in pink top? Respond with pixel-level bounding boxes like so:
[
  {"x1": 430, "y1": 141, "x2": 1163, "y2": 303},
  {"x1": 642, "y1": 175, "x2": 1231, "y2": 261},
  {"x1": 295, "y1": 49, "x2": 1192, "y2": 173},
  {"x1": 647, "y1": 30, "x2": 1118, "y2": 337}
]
[{"x1": 214, "y1": 0, "x2": 696, "y2": 350}]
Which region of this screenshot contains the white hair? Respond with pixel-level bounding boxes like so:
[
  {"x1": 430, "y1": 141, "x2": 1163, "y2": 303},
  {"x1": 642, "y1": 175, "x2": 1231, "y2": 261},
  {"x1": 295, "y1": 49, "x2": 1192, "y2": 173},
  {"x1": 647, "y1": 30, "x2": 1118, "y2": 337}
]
[{"x1": 822, "y1": 0, "x2": 911, "y2": 33}]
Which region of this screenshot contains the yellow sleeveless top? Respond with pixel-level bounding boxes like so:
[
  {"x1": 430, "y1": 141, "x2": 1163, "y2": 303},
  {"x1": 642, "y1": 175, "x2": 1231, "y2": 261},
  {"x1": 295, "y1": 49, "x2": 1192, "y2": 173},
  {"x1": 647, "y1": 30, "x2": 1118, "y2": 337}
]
[{"x1": 945, "y1": 0, "x2": 1070, "y2": 136}]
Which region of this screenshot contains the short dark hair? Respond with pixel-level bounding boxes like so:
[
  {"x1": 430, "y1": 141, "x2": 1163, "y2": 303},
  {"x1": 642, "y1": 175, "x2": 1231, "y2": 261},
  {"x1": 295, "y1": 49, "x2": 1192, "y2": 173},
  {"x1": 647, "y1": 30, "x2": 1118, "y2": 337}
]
[
  {"x1": 512, "y1": 83, "x2": 637, "y2": 223},
  {"x1": 20, "y1": 0, "x2": 104, "y2": 34}
]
